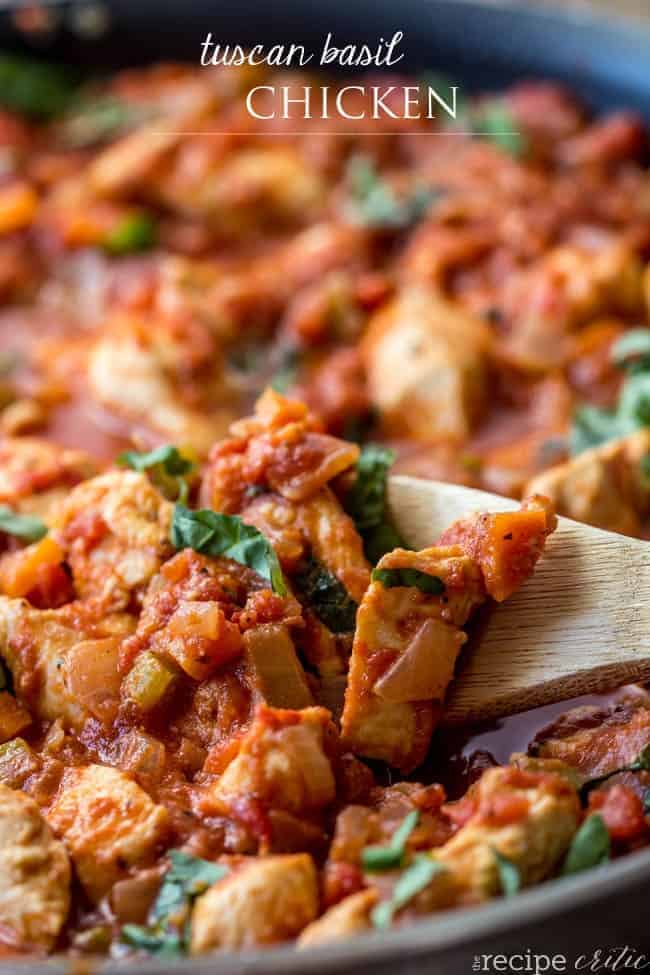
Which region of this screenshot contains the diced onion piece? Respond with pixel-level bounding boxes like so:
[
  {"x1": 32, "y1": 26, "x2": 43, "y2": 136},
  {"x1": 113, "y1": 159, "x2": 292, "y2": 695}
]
[
  {"x1": 0, "y1": 737, "x2": 39, "y2": 788},
  {"x1": 0, "y1": 691, "x2": 31, "y2": 743},
  {"x1": 64, "y1": 636, "x2": 123, "y2": 723},
  {"x1": 122, "y1": 651, "x2": 178, "y2": 711},
  {"x1": 117, "y1": 729, "x2": 166, "y2": 784},
  {"x1": 165, "y1": 600, "x2": 243, "y2": 680},
  {"x1": 373, "y1": 618, "x2": 466, "y2": 703},
  {"x1": 244, "y1": 623, "x2": 313, "y2": 709}
]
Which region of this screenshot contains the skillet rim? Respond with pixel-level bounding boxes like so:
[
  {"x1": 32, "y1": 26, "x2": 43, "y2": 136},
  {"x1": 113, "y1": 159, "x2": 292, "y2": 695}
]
[{"x1": 2, "y1": 0, "x2": 650, "y2": 970}]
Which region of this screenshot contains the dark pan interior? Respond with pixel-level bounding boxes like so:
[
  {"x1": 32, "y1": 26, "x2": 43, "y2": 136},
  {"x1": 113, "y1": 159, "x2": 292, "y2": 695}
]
[
  {"x1": 3, "y1": 1, "x2": 650, "y2": 971},
  {"x1": 4, "y1": 0, "x2": 650, "y2": 116}
]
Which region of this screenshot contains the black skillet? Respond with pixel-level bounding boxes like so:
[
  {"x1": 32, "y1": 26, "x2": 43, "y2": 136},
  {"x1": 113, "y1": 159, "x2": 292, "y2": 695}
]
[{"x1": 4, "y1": 1, "x2": 650, "y2": 971}]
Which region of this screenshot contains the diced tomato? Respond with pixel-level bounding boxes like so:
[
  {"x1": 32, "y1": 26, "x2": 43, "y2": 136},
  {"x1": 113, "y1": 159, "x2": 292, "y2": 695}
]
[{"x1": 588, "y1": 785, "x2": 649, "y2": 845}]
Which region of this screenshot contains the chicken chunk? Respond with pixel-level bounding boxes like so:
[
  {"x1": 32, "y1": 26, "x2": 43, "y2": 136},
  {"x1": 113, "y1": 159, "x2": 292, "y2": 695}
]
[
  {"x1": 426, "y1": 766, "x2": 580, "y2": 906},
  {"x1": 0, "y1": 595, "x2": 135, "y2": 727},
  {"x1": 529, "y1": 688, "x2": 650, "y2": 780},
  {"x1": 87, "y1": 314, "x2": 237, "y2": 455},
  {"x1": 0, "y1": 784, "x2": 70, "y2": 950},
  {"x1": 52, "y1": 470, "x2": 173, "y2": 607},
  {"x1": 204, "y1": 706, "x2": 338, "y2": 851},
  {"x1": 297, "y1": 889, "x2": 377, "y2": 947},
  {"x1": 47, "y1": 764, "x2": 170, "y2": 902},
  {"x1": 341, "y1": 546, "x2": 485, "y2": 773},
  {"x1": 342, "y1": 499, "x2": 556, "y2": 771},
  {"x1": 0, "y1": 437, "x2": 99, "y2": 522},
  {"x1": 190, "y1": 854, "x2": 318, "y2": 953},
  {"x1": 361, "y1": 286, "x2": 491, "y2": 441},
  {"x1": 526, "y1": 429, "x2": 650, "y2": 536}
]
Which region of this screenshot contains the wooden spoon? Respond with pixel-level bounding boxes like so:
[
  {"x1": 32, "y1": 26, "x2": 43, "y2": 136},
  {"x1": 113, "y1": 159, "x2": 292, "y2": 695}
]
[{"x1": 388, "y1": 475, "x2": 650, "y2": 726}]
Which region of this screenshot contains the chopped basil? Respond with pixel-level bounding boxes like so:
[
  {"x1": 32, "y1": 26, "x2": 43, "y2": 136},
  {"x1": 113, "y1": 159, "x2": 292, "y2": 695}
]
[
  {"x1": 362, "y1": 809, "x2": 420, "y2": 872},
  {"x1": 170, "y1": 505, "x2": 286, "y2": 595},
  {"x1": 345, "y1": 445, "x2": 406, "y2": 563},
  {"x1": 122, "y1": 850, "x2": 227, "y2": 957},
  {"x1": 372, "y1": 567, "x2": 445, "y2": 595},
  {"x1": 472, "y1": 101, "x2": 526, "y2": 158},
  {"x1": 644, "y1": 790, "x2": 650, "y2": 816},
  {"x1": 561, "y1": 814, "x2": 610, "y2": 876},
  {"x1": 371, "y1": 854, "x2": 444, "y2": 929},
  {"x1": 60, "y1": 95, "x2": 149, "y2": 148},
  {"x1": 579, "y1": 743, "x2": 650, "y2": 800},
  {"x1": 294, "y1": 557, "x2": 358, "y2": 633},
  {"x1": 270, "y1": 347, "x2": 302, "y2": 394},
  {"x1": 118, "y1": 445, "x2": 194, "y2": 503},
  {"x1": 571, "y1": 330, "x2": 650, "y2": 455},
  {"x1": 346, "y1": 155, "x2": 439, "y2": 230},
  {"x1": 0, "y1": 506, "x2": 47, "y2": 543},
  {"x1": 611, "y1": 328, "x2": 650, "y2": 371},
  {"x1": 103, "y1": 213, "x2": 158, "y2": 255},
  {"x1": 641, "y1": 455, "x2": 650, "y2": 486},
  {"x1": 0, "y1": 54, "x2": 79, "y2": 120},
  {"x1": 492, "y1": 848, "x2": 521, "y2": 897}
]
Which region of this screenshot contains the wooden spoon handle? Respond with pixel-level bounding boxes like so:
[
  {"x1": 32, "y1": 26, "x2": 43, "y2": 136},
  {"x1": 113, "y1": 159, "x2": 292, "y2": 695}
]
[{"x1": 388, "y1": 476, "x2": 650, "y2": 724}]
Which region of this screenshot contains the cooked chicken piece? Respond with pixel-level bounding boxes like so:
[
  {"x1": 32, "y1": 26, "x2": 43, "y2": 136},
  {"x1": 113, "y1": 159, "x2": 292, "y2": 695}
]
[
  {"x1": 0, "y1": 595, "x2": 135, "y2": 727},
  {"x1": 341, "y1": 546, "x2": 483, "y2": 774},
  {"x1": 415, "y1": 766, "x2": 580, "y2": 910},
  {"x1": 88, "y1": 127, "x2": 186, "y2": 197},
  {"x1": 0, "y1": 784, "x2": 70, "y2": 950},
  {"x1": 526, "y1": 429, "x2": 650, "y2": 536},
  {"x1": 203, "y1": 389, "x2": 360, "y2": 511},
  {"x1": 87, "y1": 314, "x2": 238, "y2": 455},
  {"x1": 162, "y1": 147, "x2": 325, "y2": 234},
  {"x1": 528, "y1": 688, "x2": 650, "y2": 780},
  {"x1": 498, "y1": 244, "x2": 645, "y2": 372},
  {"x1": 0, "y1": 437, "x2": 99, "y2": 521},
  {"x1": 204, "y1": 706, "x2": 338, "y2": 850},
  {"x1": 190, "y1": 853, "x2": 318, "y2": 953},
  {"x1": 51, "y1": 470, "x2": 173, "y2": 607},
  {"x1": 47, "y1": 764, "x2": 170, "y2": 902},
  {"x1": 297, "y1": 889, "x2": 377, "y2": 947},
  {"x1": 342, "y1": 499, "x2": 556, "y2": 771},
  {"x1": 242, "y1": 487, "x2": 370, "y2": 604},
  {"x1": 361, "y1": 286, "x2": 491, "y2": 441}
]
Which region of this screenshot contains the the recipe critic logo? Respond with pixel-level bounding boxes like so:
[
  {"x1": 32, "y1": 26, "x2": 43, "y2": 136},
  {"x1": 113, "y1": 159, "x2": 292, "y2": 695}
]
[{"x1": 199, "y1": 31, "x2": 459, "y2": 122}]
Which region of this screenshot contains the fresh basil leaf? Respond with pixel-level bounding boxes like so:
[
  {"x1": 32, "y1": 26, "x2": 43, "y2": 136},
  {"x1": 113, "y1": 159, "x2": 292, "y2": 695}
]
[
  {"x1": 644, "y1": 790, "x2": 650, "y2": 816},
  {"x1": 570, "y1": 405, "x2": 631, "y2": 456},
  {"x1": 345, "y1": 444, "x2": 406, "y2": 563},
  {"x1": 118, "y1": 446, "x2": 194, "y2": 504},
  {"x1": 611, "y1": 329, "x2": 650, "y2": 370},
  {"x1": 152, "y1": 850, "x2": 226, "y2": 923},
  {"x1": 60, "y1": 95, "x2": 149, "y2": 148},
  {"x1": 362, "y1": 809, "x2": 419, "y2": 872},
  {"x1": 121, "y1": 850, "x2": 227, "y2": 957},
  {"x1": 294, "y1": 557, "x2": 358, "y2": 633},
  {"x1": 347, "y1": 445, "x2": 394, "y2": 533},
  {"x1": 641, "y1": 455, "x2": 650, "y2": 486},
  {"x1": 561, "y1": 814, "x2": 610, "y2": 876},
  {"x1": 472, "y1": 101, "x2": 526, "y2": 158},
  {"x1": 103, "y1": 213, "x2": 157, "y2": 255},
  {"x1": 633, "y1": 743, "x2": 650, "y2": 771},
  {"x1": 371, "y1": 854, "x2": 444, "y2": 929},
  {"x1": 121, "y1": 925, "x2": 182, "y2": 958},
  {"x1": 0, "y1": 506, "x2": 47, "y2": 543},
  {"x1": 346, "y1": 155, "x2": 439, "y2": 230},
  {"x1": 118, "y1": 446, "x2": 193, "y2": 477},
  {"x1": 492, "y1": 848, "x2": 521, "y2": 897},
  {"x1": 270, "y1": 347, "x2": 302, "y2": 394},
  {"x1": 0, "y1": 54, "x2": 80, "y2": 120},
  {"x1": 170, "y1": 505, "x2": 286, "y2": 595},
  {"x1": 372, "y1": 567, "x2": 445, "y2": 595}
]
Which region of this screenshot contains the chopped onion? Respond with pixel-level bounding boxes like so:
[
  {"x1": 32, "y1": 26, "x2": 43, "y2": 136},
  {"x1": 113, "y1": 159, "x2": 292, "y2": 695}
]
[{"x1": 373, "y1": 618, "x2": 466, "y2": 704}]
